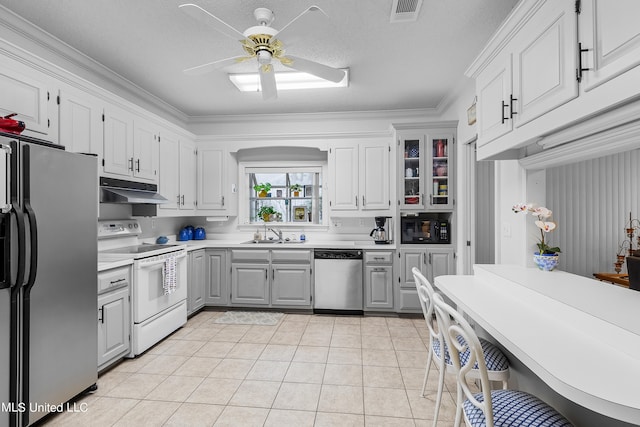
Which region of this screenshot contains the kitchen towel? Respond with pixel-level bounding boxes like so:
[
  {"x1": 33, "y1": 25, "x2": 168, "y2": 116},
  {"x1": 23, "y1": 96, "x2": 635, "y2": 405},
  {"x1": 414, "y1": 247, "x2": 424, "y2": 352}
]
[{"x1": 162, "y1": 255, "x2": 177, "y2": 295}]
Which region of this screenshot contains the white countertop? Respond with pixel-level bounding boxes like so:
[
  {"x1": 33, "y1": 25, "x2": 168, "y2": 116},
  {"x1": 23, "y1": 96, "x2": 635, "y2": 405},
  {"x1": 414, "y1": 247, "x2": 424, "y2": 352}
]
[
  {"x1": 98, "y1": 258, "x2": 133, "y2": 272},
  {"x1": 99, "y1": 239, "x2": 396, "y2": 271},
  {"x1": 434, "y1": 264, "x2": 640, "y2": 425}
]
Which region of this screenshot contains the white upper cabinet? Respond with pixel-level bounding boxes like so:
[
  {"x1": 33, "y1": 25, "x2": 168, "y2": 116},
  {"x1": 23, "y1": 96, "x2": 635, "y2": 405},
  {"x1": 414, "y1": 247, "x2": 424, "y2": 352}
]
[
  {"x1": 469, "y1": 0, "x2": 640, "y2": 159},
  {"x1": 158, "y1": 132, "x2": 180, "y2": 211},
  {"x1": 58, "y1": 88, "x2": 103, "y2": 156},
  {"x1": 159, "y1": 132, "x2": 196, "y2": 215},
  {"x1": 579, "y1": 0, "x2": 640, "y2": 91},
  {"x1": 103, "y1": 106, "x2": 134, "y2": 177},
  {"x1": 511, "y1": 0, "x2": 578, "y2": 128},
  {"x1": 197, "y1": 146, "x2": 226, "y2": 211},
  {"x1": 103, "y1": 108, "x2": 158, "y2": 183},
  {"x1": 0, "y1": 58, "x2": 57, "y2": 143},
  {"x1": 328, "y1": 140, "x2": 391, "y2": 213},
  {"x1": 132, "y1": 119, "x2": 158, "y2": 181},
  {"x1": 475, "y1": 0, "x2": 577, "y2": 146}
]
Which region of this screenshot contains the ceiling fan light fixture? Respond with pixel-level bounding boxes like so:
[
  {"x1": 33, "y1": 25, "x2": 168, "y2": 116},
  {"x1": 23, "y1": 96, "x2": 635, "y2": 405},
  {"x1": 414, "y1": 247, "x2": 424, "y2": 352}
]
[{"x1": 229, "y1": 69, "x2": 349, "y2": 93}]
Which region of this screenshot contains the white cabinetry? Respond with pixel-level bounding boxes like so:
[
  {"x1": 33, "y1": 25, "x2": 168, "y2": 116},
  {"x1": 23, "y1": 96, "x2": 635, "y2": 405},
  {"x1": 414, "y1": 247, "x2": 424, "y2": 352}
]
[
  {"x1": 328, "y1": 141, "x2": 391, "y2": 213},
  {"x1": 470, "y1": 0, "x2": 640, "y2": 159},
  {"x1": 158, "y1": 132, "x2": 196, "y2": 215},
  {"x1": 205, "y1": 249, "x2": 229, "y2": 306},
  {"x1": 103, "y1": 108, "x2": 158, "y2": 183},
  {"x1": 397, "y1": 248, "x2": 454, "y2": 313},
  {"x1": 197, "y1": 146, "x2": 227, "y2": 211},
  {"x1": 579, "y1": 0, "x2": 640, "y2": 91},
  {"x1": 97, "y1": 266, "x2": 131, "y2": 371},
  {"x1": 397, "y1": 126, "x2": 455, "y2": 211},
  {"x1": 230, "y1": 249, "x2": 312, "y2": 308},
  {"x1": 0, "y1": 58, "x2": 57, "y2": 142},
  {"x1": 475, "y1": 0, "x2": 577, "y2": 146},
  {"x1": 364, "y1": 251, "x2": 394, "y2": 311},
  {"x1": 187, "y1": 249, "x2": 206, "y2": 315},
  {"x1": 58, "y1": 89, "x2": 103, "y2": 156}
]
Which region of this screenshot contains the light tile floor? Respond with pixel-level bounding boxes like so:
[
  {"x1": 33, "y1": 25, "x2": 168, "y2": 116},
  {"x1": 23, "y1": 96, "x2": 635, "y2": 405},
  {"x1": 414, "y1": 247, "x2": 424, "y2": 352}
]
[{"x1": 43, "y1": 311, "x2": 460, "y2": 426}]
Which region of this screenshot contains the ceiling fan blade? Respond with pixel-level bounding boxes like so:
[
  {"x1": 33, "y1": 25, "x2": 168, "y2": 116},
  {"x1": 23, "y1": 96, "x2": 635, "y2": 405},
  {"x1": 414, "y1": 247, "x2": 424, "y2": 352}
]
[
  {"x1": 184, "y1": 56, "x2": 252, "y2": 75},
  {"x1": 179, "y1": 3, "x2": 252, "y2": 44},
  {"x1": 281, "y1": 55, "x2": 345, "y2": 83},
  {"x1": 259, "y1": 65, "x2": 278, "y2": 100},
  {"x1": 274, "y1": 5, "x2": 327, "y2": 40}
]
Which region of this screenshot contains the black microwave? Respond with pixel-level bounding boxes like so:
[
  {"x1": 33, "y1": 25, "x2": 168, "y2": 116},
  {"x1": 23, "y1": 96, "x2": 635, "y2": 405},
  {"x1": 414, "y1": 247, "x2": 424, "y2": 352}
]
[{"x1": 401, "y1": 215, "x2": 450, "y2": 244}]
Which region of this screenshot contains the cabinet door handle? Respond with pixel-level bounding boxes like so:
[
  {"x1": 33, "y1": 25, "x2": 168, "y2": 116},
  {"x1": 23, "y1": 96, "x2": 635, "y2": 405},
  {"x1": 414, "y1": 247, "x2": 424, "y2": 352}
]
[
  {"x1": 135, "y1": 159, "x2": 140, "y2": 172},
  {"x1": 177, "y1": 195, "x2": 181, "y2": 205},
  {"x1": 509, "y1": 94, "x2": 518, "y2": 119},
  {"x1": 429, "y1": 253, "x2": 432, "y2": 265},
  {"x1": 98, "y1": 306, "x2": 104, "y2": 323},
  {"x1": 221, "y1": 196, "x2": 225, "y2": 206},
  {"x1": 355, "y1": 196, "x2": 358, "y2": 207},
  {"x1": 422, "y1": 252, "x2": 426, "y2": 265},
  {"x1": 128, "y1": 157, "x2": 134, "y2": 171},
  {"x1": 501, "y1": 101, "x2": 509, "y2": 124},
  {"x1": 181, "y1": 195, "x2": 185, "y2": 205},
  {"x1": 272, "y1": 269, "x2": 275, "y2": 280},
  {"x1": 576, "y1": 42, "x2": 591, "y2": 83},
  {"x1": 265, "y1": 270, "x2": 268, "y2": 280}
]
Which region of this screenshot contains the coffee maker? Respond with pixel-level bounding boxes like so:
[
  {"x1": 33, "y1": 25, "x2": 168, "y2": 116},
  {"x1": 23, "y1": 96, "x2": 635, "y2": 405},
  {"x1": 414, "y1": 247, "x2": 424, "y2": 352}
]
[{"x1": 370, "y1": 216, "x2": 393, "y2": 244}]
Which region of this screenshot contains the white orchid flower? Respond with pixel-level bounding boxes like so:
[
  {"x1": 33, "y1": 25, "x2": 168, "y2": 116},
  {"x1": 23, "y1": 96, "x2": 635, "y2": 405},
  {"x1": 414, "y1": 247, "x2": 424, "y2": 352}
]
[
  {"x1": 512, "y1": 203, "x2": 532, "y2": 213},
  {"x1": 532, "y1": 207, "x2": 552, "y2": 218},
  {"x1": 535, "y1": 220, "x2": 556, "y2": 232}
]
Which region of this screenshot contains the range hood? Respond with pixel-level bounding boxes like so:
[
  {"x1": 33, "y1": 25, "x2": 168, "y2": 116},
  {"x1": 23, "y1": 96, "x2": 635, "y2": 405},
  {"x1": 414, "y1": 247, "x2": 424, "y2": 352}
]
[{"x1": 99, "y1": 177, "x2": 168, "y2": 204}]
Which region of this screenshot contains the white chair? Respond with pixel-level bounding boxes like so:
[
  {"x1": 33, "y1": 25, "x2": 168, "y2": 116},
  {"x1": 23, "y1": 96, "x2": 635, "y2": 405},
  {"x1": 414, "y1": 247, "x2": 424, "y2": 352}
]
[
  {"x1": 431, "y1": 292, "x2": 573, "y2": 427},
  {"x1": 412, "y1": 267, "x2": 509, "y2": 427}
]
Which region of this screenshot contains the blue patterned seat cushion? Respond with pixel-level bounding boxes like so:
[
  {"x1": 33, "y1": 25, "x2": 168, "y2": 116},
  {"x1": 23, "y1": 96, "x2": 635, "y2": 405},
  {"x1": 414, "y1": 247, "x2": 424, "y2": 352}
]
[
  {"x1": 432, "y1": 335, "x2": 509, "y2": 372},
  {"x1": 463, "y1": 389, "x2": 573, "y2": 426}
]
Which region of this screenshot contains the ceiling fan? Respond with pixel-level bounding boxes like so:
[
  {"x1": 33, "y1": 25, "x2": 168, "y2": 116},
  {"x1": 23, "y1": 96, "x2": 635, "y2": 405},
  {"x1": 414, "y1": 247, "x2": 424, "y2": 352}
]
[{"x1": 179, "y1": 3, "x2": 346, "y2": 100}]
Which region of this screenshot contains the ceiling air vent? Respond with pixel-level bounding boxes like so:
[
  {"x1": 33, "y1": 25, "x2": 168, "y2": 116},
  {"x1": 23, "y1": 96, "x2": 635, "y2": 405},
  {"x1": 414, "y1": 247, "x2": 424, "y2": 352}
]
[{"x1": 390, "y1": 0, "x2": 423, "y2": 23}]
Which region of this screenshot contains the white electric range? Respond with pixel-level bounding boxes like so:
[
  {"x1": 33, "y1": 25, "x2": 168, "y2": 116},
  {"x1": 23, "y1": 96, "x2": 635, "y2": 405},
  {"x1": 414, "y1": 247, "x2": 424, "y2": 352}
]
[{"x1": 98, "y1": 220, "x2": 187, "y2": 356}]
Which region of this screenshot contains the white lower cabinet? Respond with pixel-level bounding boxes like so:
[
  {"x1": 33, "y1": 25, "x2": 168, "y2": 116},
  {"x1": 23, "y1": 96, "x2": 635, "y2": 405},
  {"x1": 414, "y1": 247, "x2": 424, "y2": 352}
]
[
  {"x1": 205, "y1": 249, "x2": 229, "y2": 306},
  {"x1": 97, "y1": 266, "x2": 131, "y2": 372},
  {"x1": 272, "y1": 263, "x2": 312, "y2": 307},
  {"x1": 229, "y1": 249, "x2": 312, "y2": 308},
  {"x1": 187, "y1": 249, "x2": 206, "y2": 315},
  {"x1": 364, "y1": 251, "x2": 394, "y2": 311},
  {"x1": 231, "y1": 263, "x2": 270, "y2": 305},
  {"x1": 397, "y1": 248, "x2": 454, "y2": 313}
]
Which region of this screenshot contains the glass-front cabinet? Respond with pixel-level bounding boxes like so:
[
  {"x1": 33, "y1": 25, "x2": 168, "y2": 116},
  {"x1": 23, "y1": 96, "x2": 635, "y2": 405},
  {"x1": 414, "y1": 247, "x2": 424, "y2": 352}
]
[{"x1": 398, "y1": 129, "x2": 454, "y2": 211}]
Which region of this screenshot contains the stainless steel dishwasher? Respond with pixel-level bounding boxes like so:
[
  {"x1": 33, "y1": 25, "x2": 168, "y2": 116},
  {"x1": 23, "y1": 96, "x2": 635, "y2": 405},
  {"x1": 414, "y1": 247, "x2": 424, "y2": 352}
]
[{"x1": 313, "y1": 249, "x2": 363, "y2": 314}]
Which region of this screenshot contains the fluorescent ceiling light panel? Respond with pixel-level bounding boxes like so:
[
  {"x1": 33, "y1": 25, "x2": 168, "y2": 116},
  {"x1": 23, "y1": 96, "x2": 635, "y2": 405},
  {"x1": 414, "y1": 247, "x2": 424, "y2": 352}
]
[{"x1": 229, "y1": 69, "x2": 349, "y2": 92}]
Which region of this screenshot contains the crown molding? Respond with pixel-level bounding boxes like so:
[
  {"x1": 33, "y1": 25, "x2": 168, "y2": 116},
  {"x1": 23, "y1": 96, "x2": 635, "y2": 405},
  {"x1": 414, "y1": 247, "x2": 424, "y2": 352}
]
[{"x1": 187, "y1": 107, "x2": 439, "y2": 125}]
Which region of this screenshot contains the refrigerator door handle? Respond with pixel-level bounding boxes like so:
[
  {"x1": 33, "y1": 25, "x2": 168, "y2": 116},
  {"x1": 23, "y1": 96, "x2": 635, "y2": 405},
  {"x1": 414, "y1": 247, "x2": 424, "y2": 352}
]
[
  {"x1": 22, "y1": 145, "x2": 38, "y2": 293},
  {"x1": 1, "y1": 143, "x2": 12, "y2": 213},
  {"x1": 6, "y1": 141, "x2": 26, "y2": 290}
]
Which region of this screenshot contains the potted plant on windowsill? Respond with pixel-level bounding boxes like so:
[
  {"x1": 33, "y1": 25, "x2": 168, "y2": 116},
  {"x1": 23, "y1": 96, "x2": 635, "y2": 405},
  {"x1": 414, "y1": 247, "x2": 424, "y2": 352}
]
[
  {"x1": 290, "y1": 183, "x2": 302, "y2": 197},
  {"x1": 253, "y1": 182, "x2": 271, "y2": 198},
  {"x1": 513, "y1": 203, "x2": 562, "y2": 271},
  {"x1": 257, "y1": 206, "x2": 278, "y2": 222}
]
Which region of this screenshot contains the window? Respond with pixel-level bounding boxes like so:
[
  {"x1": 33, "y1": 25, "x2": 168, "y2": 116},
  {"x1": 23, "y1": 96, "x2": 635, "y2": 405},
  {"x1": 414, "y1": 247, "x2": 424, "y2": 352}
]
[{"x1": 241, "y1": 164, "x2": 324, "y2": 225}]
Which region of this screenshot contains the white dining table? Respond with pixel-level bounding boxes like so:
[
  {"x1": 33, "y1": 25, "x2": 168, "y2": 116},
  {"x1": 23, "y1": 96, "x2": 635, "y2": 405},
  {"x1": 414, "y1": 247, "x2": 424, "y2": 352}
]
[{"x1": 434, "y1": 264, "x2": 640, "y2": 426}]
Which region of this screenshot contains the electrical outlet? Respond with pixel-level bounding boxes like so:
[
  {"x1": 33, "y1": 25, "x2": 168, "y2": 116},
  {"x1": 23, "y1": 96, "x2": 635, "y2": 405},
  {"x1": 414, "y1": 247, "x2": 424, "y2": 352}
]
[
  {"x1": 151, "y1": 219, "x2": 156, "y2": 229},
  {"x1": 502, "y1": 222, "x2": 511, "y2": 237}
]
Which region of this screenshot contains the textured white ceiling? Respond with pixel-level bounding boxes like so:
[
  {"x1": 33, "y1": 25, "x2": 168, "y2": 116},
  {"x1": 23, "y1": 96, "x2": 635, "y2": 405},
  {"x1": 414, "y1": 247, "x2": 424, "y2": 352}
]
[{"x1": 0, "y1": 0, "x2": 519, "y2": 117}]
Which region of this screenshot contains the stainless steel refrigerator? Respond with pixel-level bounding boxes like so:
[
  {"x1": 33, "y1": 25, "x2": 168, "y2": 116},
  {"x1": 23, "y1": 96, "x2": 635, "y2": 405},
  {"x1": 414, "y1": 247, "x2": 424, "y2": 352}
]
[{"x1": 1, "y1": 132, "x2": 97, "y2": 427}]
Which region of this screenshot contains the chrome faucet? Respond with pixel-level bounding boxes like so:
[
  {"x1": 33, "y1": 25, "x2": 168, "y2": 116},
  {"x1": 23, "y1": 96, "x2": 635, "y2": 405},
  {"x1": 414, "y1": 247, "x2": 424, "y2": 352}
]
[{"x1": 268, "y1": 227, "x2": 283, "y2": 241}]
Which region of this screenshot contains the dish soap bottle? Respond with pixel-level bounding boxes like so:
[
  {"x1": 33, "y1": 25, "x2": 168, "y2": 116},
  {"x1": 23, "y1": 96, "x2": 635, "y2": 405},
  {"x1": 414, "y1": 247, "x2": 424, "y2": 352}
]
[{"x1": 253, "y1": 229, "x2": 261, "y2": 242}]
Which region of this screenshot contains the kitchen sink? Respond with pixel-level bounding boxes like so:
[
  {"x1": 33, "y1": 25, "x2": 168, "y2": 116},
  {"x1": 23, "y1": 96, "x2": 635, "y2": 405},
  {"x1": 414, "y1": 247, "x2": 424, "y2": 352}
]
[{"x1": 242, "y1": 239, "x2": 306, "y2": 244}]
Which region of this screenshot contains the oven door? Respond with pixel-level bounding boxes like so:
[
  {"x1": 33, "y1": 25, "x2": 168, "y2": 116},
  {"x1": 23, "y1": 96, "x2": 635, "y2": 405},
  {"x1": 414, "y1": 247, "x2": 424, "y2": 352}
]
[{"x1": 132, "y1": 251, "x2": 187, "y2": 324}]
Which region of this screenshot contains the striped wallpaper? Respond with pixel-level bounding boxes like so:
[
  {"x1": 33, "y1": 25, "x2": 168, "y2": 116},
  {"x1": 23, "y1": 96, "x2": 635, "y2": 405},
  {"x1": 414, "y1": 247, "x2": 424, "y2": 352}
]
[{"x1": 546, "y1": 148, "x2": 640, "y2": 277}]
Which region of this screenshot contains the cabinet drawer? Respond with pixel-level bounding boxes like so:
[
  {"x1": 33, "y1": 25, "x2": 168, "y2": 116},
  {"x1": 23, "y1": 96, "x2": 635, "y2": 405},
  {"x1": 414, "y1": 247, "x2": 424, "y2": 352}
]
[
  {"x1": 271, "y1": 250, "x2": 312, "y2": 263},
  {"x1": 365, "y1": 251, "x2": 394, "y2": 264},
  {"x1": 231, "y1": 249, "x2": 270, "y2": 262},
  {"x1": 98, "y1": 266, "x2": 130, "y2": 294}
]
